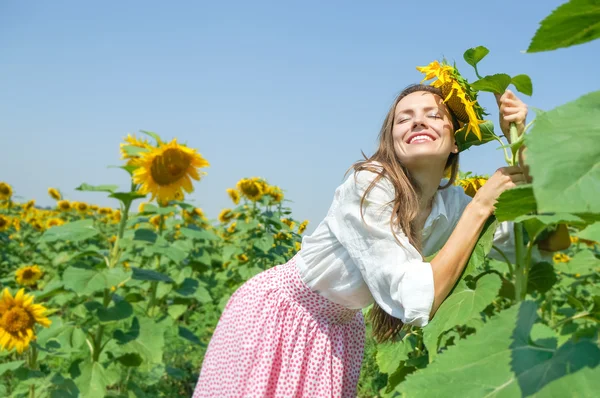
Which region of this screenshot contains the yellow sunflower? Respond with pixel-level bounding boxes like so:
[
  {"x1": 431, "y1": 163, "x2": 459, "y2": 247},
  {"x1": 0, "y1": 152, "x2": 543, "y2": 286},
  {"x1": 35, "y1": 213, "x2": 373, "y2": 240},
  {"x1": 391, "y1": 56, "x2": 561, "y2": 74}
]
[
  {"x1": 227, "y1": 222, "x2": 237, "y2": 234},
  {"x1": 274, "y1": 231, "x2": 291, "y2": 240},
  {"x1": 120, "y1": 134, "x2": 154, "y2": 163},
  {"x1": 45, "y1": 218, "x2": 65, "y2": 229},
  {"x1": 73, "y1": 202, "x2": 88, "y2": 213},
  {"x1": 0, "y1": 215, "x2": 10, "y2": 232},
  {"x1": 0, "y1": 288, "x2": 51, "y2": 353},
  {"x1": 218, "y1": 209, "x2": 234, "y2": 223},
  {"x1": 132, "y1": 139, "x2": 210, "y2": 203},
  {"x1": 90, "y1": 204, "x2": 99, "y2": 211},
  {"x1": 150, "y1": 215, "x2": 162, "y2": 228},
  {"x1": 12, "y1": 218, "x2": 21, "y2": 232},
  {"x1": 553, "y1": 253, "x2": 570, "y2": 263},
  {"x1": 281, "y1": 218, "x2": 295, "y2": 229},
  {"x1": 298, "y1": 220, "x2": 309, "y2": 235},
  {"x1": 266, "y1": 186, "x2": 284, "y2": 204},
  {"x1": 236, "y1": 178, "x2": 264, "y2": 202},
  {"x1": 237, "y1": 253, "x2": 249, "y2": 263},
  {"x1": 112, "y1": 210, "x2": 122, "y2": 223},
  {"x1": 15, "y1": 265, "x2": 43, "y2": 286},
  {"x1": 98, "y1": 207, "x2": 113, "y2": 215},
  {"x1": 227, "y1": 188, "x2": 241, "y2": 205},
  {"x1": 295, "y1": 241, "x2": 302, "y2": 252},
  {"x1": 23, "y1": 200, "x2": 35, "y2": 211},
  {"x1": 47, "y1": 188, "x2": 61, "y2": 201},
  {"x1": 193, "y1": 208, "x2": 206, "y2": 219},
  {"x1": 457, "y1": 176, "x2": 488, "y2": 198},
  {"x1": 57, "y1": 200, "x2": 71, "y2": 212},
  {"x1": 416, "y1": 60, "x2": 487, "y2": 140},
  {"x1": 0, "y1": 182, "x2": 13, "y2": 200}
]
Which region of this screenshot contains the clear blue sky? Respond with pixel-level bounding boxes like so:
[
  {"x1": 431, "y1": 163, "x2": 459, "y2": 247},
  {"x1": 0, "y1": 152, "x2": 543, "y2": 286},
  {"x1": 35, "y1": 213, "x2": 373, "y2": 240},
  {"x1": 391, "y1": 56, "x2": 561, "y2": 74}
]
[{"x1": 2, "y1": 0, "x2": 599, "y2": 233}]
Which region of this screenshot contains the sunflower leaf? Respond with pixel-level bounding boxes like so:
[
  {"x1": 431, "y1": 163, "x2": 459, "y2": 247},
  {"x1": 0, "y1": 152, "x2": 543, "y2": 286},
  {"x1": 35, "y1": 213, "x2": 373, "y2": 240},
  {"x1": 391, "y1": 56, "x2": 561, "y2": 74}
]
[
  {"x1": 527, "y1": 90, "x2": 600, "y2": 214},
  {"x1": 463, "y1": 46, "x2": 489, "y2": 76},
  {"x1": 139, "y1": 130, "x2": 164, "y2": 145},
  {"x1": 76, "y1": 183, "x2": 119, "y2": 193},
  {"x1": 494, "y1": 185, "x2": 537, "y2": 222},
  {"x1": 527, "y1": 262, "x2": 557, "y2": 294},
  {"x1": 511, "y1": 74, "x2": 533, "y2": 96},
  {"x1": 109, "y1": 192, "x2": 147, "y2": 206},
  {"x1": 40, "y1": 219, "x2": 99, "y2": 243},
  {"x1": 577, "y1": 222, "x2": 600, "y2": 242},
  {"x1": 455, "y1": 120, "x2": 498, "y2": 152},
  {"x1": 527, "y1": 0, "x2": 600, "y2": 53},
  {"x1": 471, "y1": 73, "x2": 512, "y2": 94}
]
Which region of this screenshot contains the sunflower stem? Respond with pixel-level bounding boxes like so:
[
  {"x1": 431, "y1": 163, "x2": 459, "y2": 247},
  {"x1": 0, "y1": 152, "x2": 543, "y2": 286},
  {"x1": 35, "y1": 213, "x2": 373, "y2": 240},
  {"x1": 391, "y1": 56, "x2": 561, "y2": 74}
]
[
  {"x1": 513, "y1": 223, "x2": 527, "y2": 302},
  {"x1": 92, "y1": 289, "x2": 112, "y2": 362},
  {"x1": 108, "y1": 198, "x2": 132, "y2": 268}
]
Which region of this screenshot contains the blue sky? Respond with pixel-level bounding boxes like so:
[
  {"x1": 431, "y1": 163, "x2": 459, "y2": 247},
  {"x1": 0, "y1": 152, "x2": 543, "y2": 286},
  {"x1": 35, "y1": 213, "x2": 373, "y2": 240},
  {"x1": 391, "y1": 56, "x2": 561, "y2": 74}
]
[{"x1": 1, "y1": 0, "x2": 599, "y2": 233}]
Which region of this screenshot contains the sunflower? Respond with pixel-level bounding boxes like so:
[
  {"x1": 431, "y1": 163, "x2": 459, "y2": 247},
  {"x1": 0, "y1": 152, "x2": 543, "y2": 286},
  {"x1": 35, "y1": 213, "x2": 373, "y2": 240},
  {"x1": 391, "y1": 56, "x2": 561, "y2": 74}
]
[
  {"x1": 90, "y1": 204, "x2": 99, "y2": 211},
  {"x1": 274, "y1": 231, "x2": 292, "y2": 240},
  {"x1": 295, "y1": 241, "x2": 302, "y2": 252},
  {"x1": 0, "y1": 215, "x2": 10, "y2": 232},
  {"x1": 15, "y1": 265, "x2": 43, "y2": 287},
  {"x1": 227, "y1": 222, "x2": 237, "y2": 234},
  {"x1": 45, "y1": 218, "x2": 64, "y2": 229},
  {"x1": 457, "y1": 176, "x2": 488, "y2": 198},
  {"x1": 281, "y1": 218, "x2": 295, "y2": 229},
  {"x1": 12, "y1": 218, "x2": 20, "y2": 232},
  {"x1": 112, "y1": 210, "x2": 122, "y2": 223},
  {"x1": 416, "y1": 60, "x2": 487, "y2": 141},
  {"x1": 23, "y1": 200, "x2": 35, "y2": 211},
  {"x1": 227, "y1": 188, "x2": 241, "y2": 205},
  {"x1": 120, "y1": 134, "x2": 154, "y2": 163},
  {"x1": 0, "y1": 182, "x2": 12, "y2": 200},
  {"x1": 193, "y1": 208, "x2": 206, "y2": 219},
  {"x1": 72, "y1": 202, "x2": 88, "y2": 213},
  {"x1": 218, "y1": 209, "x2": 234, "y2": 224},
  {"x1": 0, "y1": 288, "x2": 51, "y2": 353},
  {"x1": 150, "y1": 215, "x2": 162, "y2": 228},
  {"x1": 236, "y1": 178, "x2": 264, "y2": 202},
  {"x1": 138, "y1": 202, "x2": 149, "y2": 213},
  {"x1": 553, "y1": 253, "x2": 570, "y2": 263},
  {"x1": 132, "y1": 139, "x2": 210, "y2": 203},
  {"x1": 297, "y1": 220, "x2": 309, "y2": 235},
  {"x1": 47, "y1": 188, "x2": 61, "y2": 201},
  {"x1": 266, "y1": 186, "x2": 284, "y2": 204},
  {"x1": 98, "y1": 207, "x2": 113, "y2": 215},
  {"x1": 57, "y1": 200, "x2": 71, "y2": 211},
  {"x1": 237, "y1": 253, "x2": 249, "y2": 263}
]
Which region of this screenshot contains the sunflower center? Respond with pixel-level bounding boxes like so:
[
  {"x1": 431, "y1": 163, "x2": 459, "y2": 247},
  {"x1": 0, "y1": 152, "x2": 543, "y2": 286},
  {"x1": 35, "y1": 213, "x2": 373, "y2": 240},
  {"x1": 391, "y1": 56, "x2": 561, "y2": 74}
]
[
  {"x1": 1, "y1": 307, "x2": 33, "y2": 333},
  {"x1": 150, "y1": 148, "x2": 192, "y2": 186},
  {"x1": 0, "y1": 218, "x2": 8, "y2": 228},
  {"x1": 0, "y1": 186, "x2": 9, "y2": 195},
  {"x1": 22, "y1": 269, "x2": 35, "y2": 280}
]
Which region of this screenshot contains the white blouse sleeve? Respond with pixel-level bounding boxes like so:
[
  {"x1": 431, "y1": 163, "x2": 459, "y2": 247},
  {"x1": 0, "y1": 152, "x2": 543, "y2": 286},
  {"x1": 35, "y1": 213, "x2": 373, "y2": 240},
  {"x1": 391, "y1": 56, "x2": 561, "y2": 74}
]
[{"x1": 327, "y1": 169, "x2": 435, "y2": 327}]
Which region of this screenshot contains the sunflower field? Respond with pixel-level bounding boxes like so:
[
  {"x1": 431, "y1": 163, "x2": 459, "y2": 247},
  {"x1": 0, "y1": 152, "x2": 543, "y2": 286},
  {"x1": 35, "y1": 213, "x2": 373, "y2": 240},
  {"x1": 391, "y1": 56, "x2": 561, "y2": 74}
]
[{"x1": 1, "y1": 1, "x2": 600, "y2": 397}]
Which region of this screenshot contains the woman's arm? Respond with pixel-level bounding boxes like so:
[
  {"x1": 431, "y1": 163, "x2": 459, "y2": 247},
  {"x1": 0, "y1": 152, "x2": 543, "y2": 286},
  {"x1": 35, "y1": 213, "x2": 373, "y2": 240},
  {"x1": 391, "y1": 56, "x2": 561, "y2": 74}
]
[{"x1": 429, "y1": 166, "x2": 526, "y2": 317}]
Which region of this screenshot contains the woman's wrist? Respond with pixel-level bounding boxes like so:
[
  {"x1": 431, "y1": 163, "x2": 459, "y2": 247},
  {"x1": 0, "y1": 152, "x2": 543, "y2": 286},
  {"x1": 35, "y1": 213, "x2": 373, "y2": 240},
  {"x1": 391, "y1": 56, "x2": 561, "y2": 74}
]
[{"x1": 466, "y1": 198, "x2": 493, "y2": 220}]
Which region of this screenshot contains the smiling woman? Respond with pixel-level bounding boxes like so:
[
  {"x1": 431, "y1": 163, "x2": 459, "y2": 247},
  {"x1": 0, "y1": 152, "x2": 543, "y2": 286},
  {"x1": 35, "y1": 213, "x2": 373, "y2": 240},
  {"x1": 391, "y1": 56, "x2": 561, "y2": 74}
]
[{"x1": 192, "y1": 82, "x2": 529, "y2": 397}]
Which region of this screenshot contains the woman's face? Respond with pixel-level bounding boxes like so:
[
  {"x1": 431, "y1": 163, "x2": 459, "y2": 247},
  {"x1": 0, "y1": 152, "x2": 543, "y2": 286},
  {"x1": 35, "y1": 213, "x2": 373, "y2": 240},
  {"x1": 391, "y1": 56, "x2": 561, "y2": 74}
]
[{"x1": 392, "y1": 91, "x2": 458, "y2": 168}]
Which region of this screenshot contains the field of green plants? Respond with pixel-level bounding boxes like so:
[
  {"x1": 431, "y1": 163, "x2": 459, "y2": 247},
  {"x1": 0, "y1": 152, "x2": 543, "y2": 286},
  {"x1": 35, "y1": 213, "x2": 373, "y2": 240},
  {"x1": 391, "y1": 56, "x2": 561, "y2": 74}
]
[{"x1": 1, "y1": 1, "x2": 599, "y2": 397}]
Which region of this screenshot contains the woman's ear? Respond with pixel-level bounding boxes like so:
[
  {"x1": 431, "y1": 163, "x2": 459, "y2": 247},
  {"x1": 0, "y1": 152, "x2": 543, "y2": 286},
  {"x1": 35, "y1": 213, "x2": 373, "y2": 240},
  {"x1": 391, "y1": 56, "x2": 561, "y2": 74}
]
[{"x1": 453, "y1": 142, "x2": 459, "y2": 153}]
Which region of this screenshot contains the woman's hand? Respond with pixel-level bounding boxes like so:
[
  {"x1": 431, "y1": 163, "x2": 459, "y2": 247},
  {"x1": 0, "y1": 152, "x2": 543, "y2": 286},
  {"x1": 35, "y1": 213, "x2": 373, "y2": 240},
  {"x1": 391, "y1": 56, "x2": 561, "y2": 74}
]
[
  {"x1": 495, "y1": 89, "x2": 528, "y2": 142},
  {"x1": 472, "y1": 166, "x2": 527, "y2": 216}
]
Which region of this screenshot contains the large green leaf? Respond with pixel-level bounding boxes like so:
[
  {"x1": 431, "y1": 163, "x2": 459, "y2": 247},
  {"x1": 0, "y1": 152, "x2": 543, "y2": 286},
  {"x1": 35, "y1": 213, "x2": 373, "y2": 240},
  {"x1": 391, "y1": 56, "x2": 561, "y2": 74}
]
[
  {"x1": 63, "y1": 265, "x2": 131, "y2": 296},
  {"x1": 0, "y1": 361, "x2": 25, "y2": 376},
  {"x1": 578, "y1": 222, "x2": 600, "y2": 242},
  {"x1": 554, "y1": 250, "x2": 600, "y2": 275},
  {"x1": 527, "y1": 0, "x2": 600, "y2": 53},
  {"x1": 511, "y1": 74, "x2": 533, "y2": 96},
  {"x1": 471, "y1": 74, "x2": 512, "y2": 94},
  {"x1": 74, "y1": 361, "x2": 111, "y2": 398},
  {"x1": 533, "y1": 366, "x2": 600, "y2": 397},
  {"x1": 527, "y1": 262, "x2": 557, "y2": 294},
  {"x1": 376, "y1": 336, "x2": 416, "y2": 375},
  {"x1": 463, "y1": 46, "x2": 489, "y2": 68},
  {"x1": 398, "y1": 301, "x2": 600, "y2": 397},
  {"x1": 40, "y1": 219, "x2": 99, "y2": 243},
  {"x1": 494, "y1": 185, "x2": 537, "y2": 222},
  {"x1": 456, "y1": 120, "x2": 498, "y2": 152},
  {"x1": 461, "y1": 217, "x2": 498, "y2": 279},
  {"x1": 75, "y1": 183, "x2": 119, "y2": 193},
  {"x1": 424, "y1": 273, "x2": 502, "y2": 361},
  {"x1": 116, "y1": 316, "x2": 166, "y2": 364},
  {"x1": 527, "y1": 90, "x2": 600, "y2": 213},
  {"x1": 131, "y1": 267, "x2": 173, "y2": 283},
  {"x1": 514, "y1": 213, "x2": 584, "y2": 239},
  {"x1": 180, "y1": 227, "x2": 221, "y2": 241},
  {"x1": 97, "y1": 300, "x2": 134, "y2": 323}
]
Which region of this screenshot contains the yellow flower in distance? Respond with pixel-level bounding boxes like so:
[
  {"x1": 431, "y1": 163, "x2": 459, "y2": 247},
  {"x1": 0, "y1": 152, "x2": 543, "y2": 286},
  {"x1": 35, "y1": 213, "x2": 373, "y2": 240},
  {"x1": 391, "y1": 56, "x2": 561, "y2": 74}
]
[
  {"x1": 553, "y1": 253, "x2": 570, "y2": 263},
  {"x1": 0, "y1": 288, "x2": 52, "y2": 353},
  {"x1": 457, "y1": 176, "x2": 488, "y2": 198},
  {"x1": 0, "y1": 215, "x2": 10, "y2": 232},
  {"x1": 120, "y1": 134, "x2": 153, "y2": 162},
  {"x1": 416, "y1": 60, "x2": 487, "y2": 140},
  {"x1": 15, "y1": 265, "x2": 43, "y2": 286},
  {"x1": 98, "y1": 207, "x2": 113, "y2": 215},
  {"x1": 218, "y1": 209, "x2": 234, "y2": 223},
  {"x1": 236, "y1": 178, "x2": 264, "y2": 202},
  {"x1": 227, "y1": 188, "x2": 241, "y2": 205},
  {"x1": 57, "y1": 200, "x2": 71, "y2": 212},
  {"x1": 132, "y1": 139, "x2": 210, "y2": 203},
  {"x1": 298, "y1": 220, "x2": 309, "y2": 235},
  {"x1": 266, "y1": 186, "x2": 284, "y2": 204},
  {"x1": 47, "y1": 188, "x2": 61, "y2": 201},
  {"x1": 227, "y1": 222, "x2": 237, "y2": 234},
  {"x1": 45, "y1": 218, "x2": 65, "y2": 229},
  {"x1": 0, "y1": 182, "x2": 13, "y2": 200},
  {"x1": 23, "y1": 200, "x2": 35, "y2": 211},
  {"x1": 150, "y1": 215, "x2": 162, "y2": 228},
  {"x1": 74, "y1": 202, "x2": 89, "y2": 213}
]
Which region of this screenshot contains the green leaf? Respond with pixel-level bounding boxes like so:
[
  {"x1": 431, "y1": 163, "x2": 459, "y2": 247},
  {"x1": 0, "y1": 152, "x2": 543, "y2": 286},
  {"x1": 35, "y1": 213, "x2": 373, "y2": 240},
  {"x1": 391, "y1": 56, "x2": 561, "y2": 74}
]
[
  {"x1": 463, "y1": 46, "x2": 490, "y2": 68},
  {"x1": 109, "y1": 192, "x2": 147, "y2": 205},
  {"x1": 494, "y1": 185, "x2": 537, "y2": 222},
  {"x1": 554, "y1": 250, "x2": 600, "y2": 275},
  {"x1": 75, "y1": 183, "x2": 119, "y2": 193},
  {"x1": 511, "y1": 74, "x2": 533, "y2": 96},
  {"x1": 116, "y1": 353, "x2": 143, "y2": 367},
  {"x1": 131, "y1": 267, "x2": 173, "y2": 283},
  {"x1": 398, "y1": 301, "x2": 600, "y2": 397},
  {"x1": 514, "y1": 213, "x2": 584, "y2": 239},
  {"x1": 179, "y1": 227, "x2": 221, "y2": 241},
  {"x1": 578, "y1": 222, "x2": 600, "y2": 243},
  {"x1": 74, "y1": 360, "x2": 111, "y2": 398},
  {"x1": 424, "y1": 273, "x2": 502, "y2": 361},
  {"x1": 527, "y1": 262, "x2": 557, "y2": 294},
  {"x1": 462, "y1": 217, "x2": 498, "y2": 279},
  {"x1": 527, "y1": 90, "x2": 600, "y2": 213},
  {"x1": 455, "y1": 120, "x2": 499, "y2": 152},
  {"x1": 97, "y1": 300, "x2": 134, "y2": 323},
  {"x1": 0, "y1": 360, "x2": 25, "y2": 376},
  {"x1": 471, "y1": 74, "x2": 512, "y2": 94},
  {"x1": 117, "y1": 317, "x2": 166, "y2": 364},
  {"x1": 533, "y1": 366, "x2": 600, "y2": 397},
  {"x1": 133, "y1": 228, "x2": 158, "y2": 244},
  {"x1": 254, "y1": 235, "x2": 274, "y2": 253},
  {"x1": 178, "y1": 326, "x2": 202, "y2": 345},
  {"x1": 376, "y1": 336, "x2": 416, "y2": 374},
  {"x1": 40, "y1": 219, "x2": 99, "y2": 243},
  {"x1": 527, "y1": 0, "x2": 600, "y2": 53},
  {"x1": 63, "y1": 265, "x2": 131, "y2": 296},
  {"x1": 195, "y1": 285, "x2": 212, "y2": 303},
  {"x1": 175, "y1": 278, "x2": 198, "y2": 296},
  {"x1": 167, "y1": 304, "x2": 188, "y2": 320},
  {"x1": 139, "y1": 130, "x2": 163, "y2": 144}
]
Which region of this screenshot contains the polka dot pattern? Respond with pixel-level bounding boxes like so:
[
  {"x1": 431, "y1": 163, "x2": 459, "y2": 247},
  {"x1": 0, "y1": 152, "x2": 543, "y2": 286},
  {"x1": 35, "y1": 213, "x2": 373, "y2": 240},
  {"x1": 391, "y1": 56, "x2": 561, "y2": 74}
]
[{"x1": 192, "y1": 255, "x2": 365, "y2": 397}]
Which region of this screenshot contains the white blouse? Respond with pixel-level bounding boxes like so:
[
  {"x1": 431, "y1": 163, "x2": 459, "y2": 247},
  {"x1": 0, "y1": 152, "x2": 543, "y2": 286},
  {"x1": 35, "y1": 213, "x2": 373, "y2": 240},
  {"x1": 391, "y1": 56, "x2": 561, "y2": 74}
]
[{"x1": 296, "y1": 165, "x2": 508, "y2": 327}]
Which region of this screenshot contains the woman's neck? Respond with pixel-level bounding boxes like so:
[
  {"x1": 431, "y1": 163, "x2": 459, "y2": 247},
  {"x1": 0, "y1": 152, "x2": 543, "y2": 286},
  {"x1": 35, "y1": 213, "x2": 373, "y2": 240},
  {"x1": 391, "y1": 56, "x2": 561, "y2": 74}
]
[{"x1": 409, "y1": 167, "x2": 444, "y2": 213}]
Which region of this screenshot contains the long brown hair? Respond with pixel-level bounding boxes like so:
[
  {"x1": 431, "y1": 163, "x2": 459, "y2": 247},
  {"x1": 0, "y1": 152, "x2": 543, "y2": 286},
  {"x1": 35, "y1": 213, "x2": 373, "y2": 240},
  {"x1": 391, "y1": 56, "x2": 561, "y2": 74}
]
[{"x1": 351, "y1": 84, "x2": 460, "y2": 342}]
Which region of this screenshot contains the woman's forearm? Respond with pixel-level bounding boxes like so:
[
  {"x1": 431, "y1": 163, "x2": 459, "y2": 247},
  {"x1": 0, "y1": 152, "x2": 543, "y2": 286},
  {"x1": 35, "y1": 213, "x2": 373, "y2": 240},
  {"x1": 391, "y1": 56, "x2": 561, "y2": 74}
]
[{"x1": 429, "y1": 200, "x2": 491, "y2": 316}]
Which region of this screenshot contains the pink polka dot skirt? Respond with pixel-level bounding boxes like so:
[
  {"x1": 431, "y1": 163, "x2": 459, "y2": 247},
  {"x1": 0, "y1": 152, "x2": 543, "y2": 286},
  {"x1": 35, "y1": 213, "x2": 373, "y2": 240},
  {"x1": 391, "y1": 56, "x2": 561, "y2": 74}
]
[{"x1": 192, "y1": 255, "x2": 365, "y2": 397}]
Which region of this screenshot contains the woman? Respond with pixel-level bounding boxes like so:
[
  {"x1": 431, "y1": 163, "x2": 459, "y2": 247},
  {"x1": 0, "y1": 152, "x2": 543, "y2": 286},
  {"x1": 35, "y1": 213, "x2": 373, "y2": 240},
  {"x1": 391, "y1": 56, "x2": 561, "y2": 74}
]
[{"x1": 193, "y1": 84, "x2": 528, "y2": 397}]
